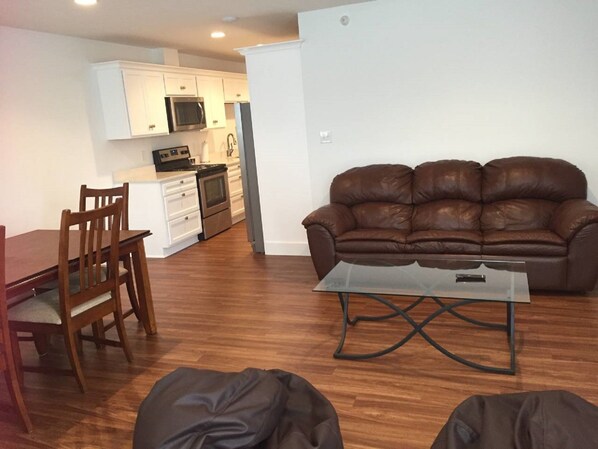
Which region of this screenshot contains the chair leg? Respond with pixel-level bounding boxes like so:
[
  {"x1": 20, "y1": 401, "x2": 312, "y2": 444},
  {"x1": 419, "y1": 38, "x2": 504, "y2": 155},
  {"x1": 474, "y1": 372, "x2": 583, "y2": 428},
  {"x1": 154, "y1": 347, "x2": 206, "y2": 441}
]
[
  {"x1": 10, "y1": 331, "x2": 24, "y2": 387},
  {"x1": 122, "y1": 257, "x2": 141, "y2": 320},
  {"x1": 63, "y1": 331, "x2": 87, "y2": 393},
  {"x1": 3, "y1": 364, "x2": 33, "y2": 432},
  {"x1": 32, "y1": 333, "x2": 49, "y2": 356},
  {"x1": 113, "y1": 309, "x2": 133, "y2": 363},
  {"x1": 91, "y1": 319, "x2": 105, "y2": 349},
  {"x1": 75, "y1": 330, "x2": 84, "y2": 355},
  {"x1": 6, "y1": 330, "x2": 32, "y2": 431}
]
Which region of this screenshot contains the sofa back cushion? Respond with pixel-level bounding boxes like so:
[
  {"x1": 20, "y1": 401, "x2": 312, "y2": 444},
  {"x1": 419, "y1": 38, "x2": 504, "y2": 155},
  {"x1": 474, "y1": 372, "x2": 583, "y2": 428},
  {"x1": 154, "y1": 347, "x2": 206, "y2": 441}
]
[
  {"x1": 481, "y1": 157, "x2": 587, "y2": 231},
  {"x1": 482, "y1": 157, "x2": 587, "y2": 203},
  {"x1": 351, "y1": 203, "x2": 412, "y2": 230},
  {"x1": 413, "y1": 160, "x2": 482, "y2": 203},
  {"x1": 330, "y1": 164, "x2": 412, "y2": 206},
  {"x1": 481, "y1": 199, "x2": 558, "y2": 231},
  {"x1": 411, "y1": 160, "x2": 482, "y2": 231},
  {"x1": 412, "y1": 200, "x2": 481, "y2": 231}
]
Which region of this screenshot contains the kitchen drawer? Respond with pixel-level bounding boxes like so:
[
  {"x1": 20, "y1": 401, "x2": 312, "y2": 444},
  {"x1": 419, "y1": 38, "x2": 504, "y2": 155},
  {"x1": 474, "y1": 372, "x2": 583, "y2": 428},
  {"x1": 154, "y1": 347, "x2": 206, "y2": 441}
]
[
  {"x1": 162, "y1": 176, "x2": 197, "y2": 196},
  {"x1": 164, "y1": 186, "x2": 200, "y2": 221},
  {"x1": 230, "y1": 192, "x2": 245, "y2": 217},
  {"x1": 228, "y1": 171, "x2": 243, "y2": 197},
  {"x1": 167, "y1": 210, "x2": 202, "y2": 246},
  {"x1": 164, "y1": 74, "x2": 198, "y2": 96}
]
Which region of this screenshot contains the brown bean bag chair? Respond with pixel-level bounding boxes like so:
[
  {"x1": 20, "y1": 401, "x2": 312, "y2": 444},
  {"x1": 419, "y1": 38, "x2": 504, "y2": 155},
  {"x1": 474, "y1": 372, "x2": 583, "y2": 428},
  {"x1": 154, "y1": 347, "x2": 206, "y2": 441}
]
[
  {"x1": 431, "y1": 390, "x2": 598, "y2": 449},
  {"x1": 133, "y1": 367, "x2": 344, "y2": 449}
]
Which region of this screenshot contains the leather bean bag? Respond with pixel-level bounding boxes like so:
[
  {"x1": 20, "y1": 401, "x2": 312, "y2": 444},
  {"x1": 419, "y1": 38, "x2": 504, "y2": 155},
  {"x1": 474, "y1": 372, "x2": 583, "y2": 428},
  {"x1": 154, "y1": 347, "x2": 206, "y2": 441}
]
[
  {"x1": 431, "y1": 390, "x2": 598, "y2": 449},
  {"x1": 133, "y1": 367, "x2": 344, "y2": 449}
]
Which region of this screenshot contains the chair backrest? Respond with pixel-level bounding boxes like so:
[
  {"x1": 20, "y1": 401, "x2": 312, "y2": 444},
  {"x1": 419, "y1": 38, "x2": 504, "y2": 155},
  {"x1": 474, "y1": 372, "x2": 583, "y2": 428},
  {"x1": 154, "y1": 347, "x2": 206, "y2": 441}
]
[
  {"x1": 58, "y1": 200, "x2": 123, "y2": 317},
  {"x1": 79, "y1": 183, "x2": 129, "y2": 230}
]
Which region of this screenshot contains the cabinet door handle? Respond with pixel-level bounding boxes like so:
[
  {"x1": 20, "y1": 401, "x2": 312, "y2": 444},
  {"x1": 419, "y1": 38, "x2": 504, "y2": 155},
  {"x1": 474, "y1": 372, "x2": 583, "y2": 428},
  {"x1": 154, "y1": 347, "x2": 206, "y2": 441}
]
[
  {"x1": 180, "y1": 180, "x2": 184, "y2": 184},
  {"x1": 185, "y1": 216, "x2": 189, "y2": 220},
  {"x1": 213, "y1": 120, "x2": 218, "y2": 124},
  {"x1": 181, "y1": 192, "x2": 186, "y2": 197},
  {"x1": 236, "y1": 93, "x2": 241, "y2": 97},
  {"x1": 237, "y1": 176, "x2": 242, "y2": 180},
  {"x1": 148, "y1": 124, "x2": 156, "y2": 129},
  {"x1": 180, "y1": 85, "x2": 186, "y2": 90}
]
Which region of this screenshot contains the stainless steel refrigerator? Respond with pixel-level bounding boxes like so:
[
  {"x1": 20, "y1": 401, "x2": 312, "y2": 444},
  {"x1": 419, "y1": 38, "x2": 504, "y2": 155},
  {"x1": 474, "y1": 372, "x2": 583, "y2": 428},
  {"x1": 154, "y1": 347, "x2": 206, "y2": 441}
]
[{"x1": 234, "y1": 102, "x2": 265, "y2": 253}]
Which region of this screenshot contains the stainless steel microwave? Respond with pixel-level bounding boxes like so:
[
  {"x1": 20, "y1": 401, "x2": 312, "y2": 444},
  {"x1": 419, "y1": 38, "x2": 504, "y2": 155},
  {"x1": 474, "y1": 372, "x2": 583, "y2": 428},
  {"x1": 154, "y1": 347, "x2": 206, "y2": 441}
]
[{"x1": 165, "y1": 96, "x2": 207, "y2": 132}]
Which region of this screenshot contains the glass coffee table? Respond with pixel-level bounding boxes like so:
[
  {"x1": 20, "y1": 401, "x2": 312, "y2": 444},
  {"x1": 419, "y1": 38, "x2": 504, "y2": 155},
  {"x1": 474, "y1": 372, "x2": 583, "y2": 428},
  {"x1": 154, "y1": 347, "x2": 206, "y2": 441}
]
[{"x1": 314, "y1": 259, "x2": 530, "y2": 375}]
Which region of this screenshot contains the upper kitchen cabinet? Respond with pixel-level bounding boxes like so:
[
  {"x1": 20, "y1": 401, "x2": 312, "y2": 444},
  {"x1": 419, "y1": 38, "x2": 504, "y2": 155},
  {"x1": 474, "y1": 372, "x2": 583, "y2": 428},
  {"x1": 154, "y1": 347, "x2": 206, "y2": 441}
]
[
  {"x1": 94, "y1": 62, "x2": 169, "y2": 139},
  {"x1": 163, "y1": 73, "x2": 198, "y2": 97},
  {"x1": 223, "y1": 77, "x2": 250, "y2": 102},
  {"x1": 196, "y1": 75, "x2": 226, "y2": 129}
]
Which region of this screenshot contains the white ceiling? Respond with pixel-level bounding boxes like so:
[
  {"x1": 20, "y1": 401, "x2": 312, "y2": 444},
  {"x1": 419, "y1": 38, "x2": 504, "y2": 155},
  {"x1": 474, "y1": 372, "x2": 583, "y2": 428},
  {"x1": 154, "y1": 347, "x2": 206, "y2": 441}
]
[{"x1": 0, "y1": 0, "x2": 368, "y2": 62}]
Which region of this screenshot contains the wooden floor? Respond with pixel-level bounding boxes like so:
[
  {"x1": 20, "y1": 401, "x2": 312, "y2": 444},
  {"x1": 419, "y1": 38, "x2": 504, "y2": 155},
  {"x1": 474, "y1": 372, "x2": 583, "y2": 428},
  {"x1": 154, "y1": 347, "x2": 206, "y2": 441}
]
[{"x1": 1, "y1": 222, "x2": 598, "y2": 448}]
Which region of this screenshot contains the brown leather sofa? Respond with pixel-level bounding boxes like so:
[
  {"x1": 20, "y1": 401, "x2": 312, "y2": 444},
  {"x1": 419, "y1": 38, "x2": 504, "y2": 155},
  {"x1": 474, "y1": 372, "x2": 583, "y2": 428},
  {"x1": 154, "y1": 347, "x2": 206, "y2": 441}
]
[{"x1": 302, "y1": 157, "x2": 598, "y2": 292}]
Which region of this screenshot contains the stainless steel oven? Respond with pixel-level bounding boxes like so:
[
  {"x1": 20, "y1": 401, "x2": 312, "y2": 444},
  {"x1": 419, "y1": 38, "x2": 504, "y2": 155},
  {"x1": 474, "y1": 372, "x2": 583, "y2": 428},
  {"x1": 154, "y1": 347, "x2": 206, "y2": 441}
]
[
  {"x1": 197, "y1": 169, "x2": 232, "y2": 239},
  {"x1": 153, "y1": 146, "x2": 232, "y2": 240}
]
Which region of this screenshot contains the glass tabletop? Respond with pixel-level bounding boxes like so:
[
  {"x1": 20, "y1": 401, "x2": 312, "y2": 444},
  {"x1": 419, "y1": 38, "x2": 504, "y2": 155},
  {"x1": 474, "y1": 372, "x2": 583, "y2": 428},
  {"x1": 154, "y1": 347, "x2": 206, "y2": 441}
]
[{"x1": 314, "y1": 259, "x2": 531, "y2": 303}]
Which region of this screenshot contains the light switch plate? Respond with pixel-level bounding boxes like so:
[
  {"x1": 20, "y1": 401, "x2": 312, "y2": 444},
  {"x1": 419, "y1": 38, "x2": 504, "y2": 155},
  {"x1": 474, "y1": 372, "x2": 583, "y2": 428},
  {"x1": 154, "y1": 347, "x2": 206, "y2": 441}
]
[{"x1": 320, "y1": 130, "x2": 332, "y2": 144}]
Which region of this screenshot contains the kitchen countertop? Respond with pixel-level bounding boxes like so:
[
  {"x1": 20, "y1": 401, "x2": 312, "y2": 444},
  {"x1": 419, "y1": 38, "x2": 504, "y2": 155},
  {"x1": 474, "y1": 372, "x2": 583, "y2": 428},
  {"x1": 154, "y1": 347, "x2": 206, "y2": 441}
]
[
  {"x1": 113, "y1": 165, "x2": 195, "y2": 183},
  {"x1": 206, "y1": 156, "x2": 240, "y2": 166},
  {"x1": 113, "y1": 158, "x2": 240, "y2": 184}
]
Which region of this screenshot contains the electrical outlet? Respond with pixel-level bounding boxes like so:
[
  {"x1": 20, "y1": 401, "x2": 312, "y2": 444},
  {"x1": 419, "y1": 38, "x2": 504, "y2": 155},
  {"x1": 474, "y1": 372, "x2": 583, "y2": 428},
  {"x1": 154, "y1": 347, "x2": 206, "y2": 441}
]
[{"x1": 320, "y1": 131, "x2": 332, "y2": 144}]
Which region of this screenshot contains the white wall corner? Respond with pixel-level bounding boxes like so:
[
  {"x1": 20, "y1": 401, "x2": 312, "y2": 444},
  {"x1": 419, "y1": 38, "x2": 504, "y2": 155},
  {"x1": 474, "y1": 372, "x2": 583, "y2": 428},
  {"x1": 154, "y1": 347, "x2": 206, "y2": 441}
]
[
  {"x1": 236, "y1": 40, "x2": 304, "y2": 57},
  {"x1": 151, "y1": 47, "x2": 180, "y2": 66}
]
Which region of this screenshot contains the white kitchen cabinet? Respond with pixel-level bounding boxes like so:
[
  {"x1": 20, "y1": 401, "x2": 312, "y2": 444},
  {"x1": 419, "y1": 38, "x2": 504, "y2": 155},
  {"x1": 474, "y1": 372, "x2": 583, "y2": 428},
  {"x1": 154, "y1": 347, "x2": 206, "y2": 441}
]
[
  {"x1": 95, "y1": 64, "x2": 169, "y2": 139},
  {"x1": 227, "y1": 160, "x2": 245, "y2": 224},
  {"x1": 223, "y1": 77, "x2": 250, "y2": 102},
  {"x1": 128, "y1": 174, "x2": 202, "y2": 258},
  {"x1": 196, "y1": 75, "x2": 226, "y2": 129},
  {"x1": 163, "y1": 73, "x2": 198, "y2": 96}
]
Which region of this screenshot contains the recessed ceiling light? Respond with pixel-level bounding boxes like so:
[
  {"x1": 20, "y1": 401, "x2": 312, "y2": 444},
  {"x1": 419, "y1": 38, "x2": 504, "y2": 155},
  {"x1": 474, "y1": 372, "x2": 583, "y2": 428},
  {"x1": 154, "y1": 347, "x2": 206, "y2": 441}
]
[
  {"x1": 211, "y1": 31, "x2": 226, "y2": 39},
  {"x1": 222, "y1": 16, "x2": 238, "y2": 23},
  {"x1": 74, "y1": 0, "x2": 97, "y2": 5}
]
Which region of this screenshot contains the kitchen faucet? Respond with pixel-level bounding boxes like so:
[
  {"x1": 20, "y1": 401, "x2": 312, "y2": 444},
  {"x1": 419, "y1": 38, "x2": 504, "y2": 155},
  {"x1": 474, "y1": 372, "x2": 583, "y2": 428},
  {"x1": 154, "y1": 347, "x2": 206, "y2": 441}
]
[{"x1": 226, "y1": 133, "x2": 237, "y2": 157}]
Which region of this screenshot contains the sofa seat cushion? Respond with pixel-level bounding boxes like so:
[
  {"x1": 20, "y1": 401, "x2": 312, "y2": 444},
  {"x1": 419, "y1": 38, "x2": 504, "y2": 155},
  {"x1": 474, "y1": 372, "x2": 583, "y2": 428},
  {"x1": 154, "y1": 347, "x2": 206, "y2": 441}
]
[
  {"x1": 336, "y1": 229, "x2": 408, "y2": 253},
  {"x1": 404, "y1": 241, "x2": 481, "y2": 254},
  {"x1": 404, "y1": 230, "x2": 481, "y2": 254},
  {"x1": 407, "y1": 230, "x2": 482, "y2": 244},
  {"x1": 482, "y1": 230, "x2": 567, "y2": 256}
]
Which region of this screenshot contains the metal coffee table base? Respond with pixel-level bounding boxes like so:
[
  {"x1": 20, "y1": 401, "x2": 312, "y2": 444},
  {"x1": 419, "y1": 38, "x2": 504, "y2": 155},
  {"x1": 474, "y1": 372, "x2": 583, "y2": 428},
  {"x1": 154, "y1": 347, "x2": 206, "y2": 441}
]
[{"x1": 335, "y1": 292, "x2": 516, "y2": 375}]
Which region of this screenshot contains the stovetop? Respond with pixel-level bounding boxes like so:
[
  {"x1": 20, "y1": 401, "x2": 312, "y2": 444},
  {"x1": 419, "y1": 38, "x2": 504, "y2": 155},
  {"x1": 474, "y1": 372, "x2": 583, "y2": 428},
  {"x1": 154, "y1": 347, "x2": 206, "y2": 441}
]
[{"x1": 153, "y1": 146, "x2": 227, "y2": 177}]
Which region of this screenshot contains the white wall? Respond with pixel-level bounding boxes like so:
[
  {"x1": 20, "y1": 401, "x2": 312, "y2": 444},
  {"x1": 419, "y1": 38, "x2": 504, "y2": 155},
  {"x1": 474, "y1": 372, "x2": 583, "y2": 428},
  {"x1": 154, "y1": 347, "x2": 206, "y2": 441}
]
[
  {"x1": 242, "y1": 42, "x2": 312, "y2": 255},
  {"x1": 0, "y1": 26, "x2": 244, "y2": 237},
  {"x1": 298, "y1": 0, "x2": 598, "y2": 207}
]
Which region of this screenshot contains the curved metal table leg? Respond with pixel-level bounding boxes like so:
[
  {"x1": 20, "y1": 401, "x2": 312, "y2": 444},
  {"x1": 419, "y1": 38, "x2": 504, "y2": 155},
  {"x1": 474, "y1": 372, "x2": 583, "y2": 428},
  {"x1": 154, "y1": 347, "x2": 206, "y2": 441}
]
[{"x1": 334, "y1": 293, "x2": 516, "y2": 375}]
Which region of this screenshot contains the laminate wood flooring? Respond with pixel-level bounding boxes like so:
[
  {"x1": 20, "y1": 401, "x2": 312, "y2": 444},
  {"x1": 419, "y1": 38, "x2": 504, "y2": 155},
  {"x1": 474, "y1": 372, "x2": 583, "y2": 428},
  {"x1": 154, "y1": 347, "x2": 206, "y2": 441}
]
[{"x1": 1, "y1": 222, "x2": 598, "y2": 448}]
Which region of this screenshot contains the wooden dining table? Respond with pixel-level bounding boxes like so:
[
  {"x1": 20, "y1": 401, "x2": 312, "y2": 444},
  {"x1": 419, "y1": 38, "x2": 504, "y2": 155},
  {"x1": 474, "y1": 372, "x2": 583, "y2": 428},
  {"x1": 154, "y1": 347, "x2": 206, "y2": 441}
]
[{"x1": 4, "y1": 229, "x2": 157, "y2": 335}]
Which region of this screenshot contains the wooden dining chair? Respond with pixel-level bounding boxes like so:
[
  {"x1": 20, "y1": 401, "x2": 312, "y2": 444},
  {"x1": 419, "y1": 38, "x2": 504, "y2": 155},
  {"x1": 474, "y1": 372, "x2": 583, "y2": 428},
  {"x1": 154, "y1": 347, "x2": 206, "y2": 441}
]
[
  {"x1": 79, "y1": 183, "x2": 141, "y2": 326},
  {"x1": 0, "y1": 226, "x2": 33, "y2": 432},
  {"x1": 38, "y1": 184, "x2": 141, "y2": 327},
  {"x1": 8, "y1": 201, "x2": 133, "y2": 393}
]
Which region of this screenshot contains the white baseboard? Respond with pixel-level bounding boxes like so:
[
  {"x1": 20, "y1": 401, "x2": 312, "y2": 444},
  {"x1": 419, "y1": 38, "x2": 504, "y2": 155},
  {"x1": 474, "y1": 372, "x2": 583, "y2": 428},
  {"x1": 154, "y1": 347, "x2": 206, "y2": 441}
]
[{"x1": 264, "y1": 241, "x2": 310, "y2": 256}]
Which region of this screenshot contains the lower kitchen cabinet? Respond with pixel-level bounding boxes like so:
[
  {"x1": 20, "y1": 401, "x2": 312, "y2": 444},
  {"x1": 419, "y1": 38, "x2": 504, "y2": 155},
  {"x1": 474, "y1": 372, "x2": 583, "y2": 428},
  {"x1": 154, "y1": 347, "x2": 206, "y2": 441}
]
[
  {"x1": 227, "y1": 160, "x2": 245, "y2": 224},
  {"x1": 128, "y1": 174, "x2": 202, "y2": 257}
]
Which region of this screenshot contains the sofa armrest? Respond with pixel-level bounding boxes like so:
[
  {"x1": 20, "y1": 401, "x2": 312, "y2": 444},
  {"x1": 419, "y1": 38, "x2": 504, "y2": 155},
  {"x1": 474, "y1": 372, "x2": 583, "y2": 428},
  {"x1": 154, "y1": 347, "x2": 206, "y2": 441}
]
[
  {"x1": 302, "y1": 204, "x2": 356, "y2": 237},
  {"x1": 551, "y1": 199, "x2": 598, "y2": 241}
]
